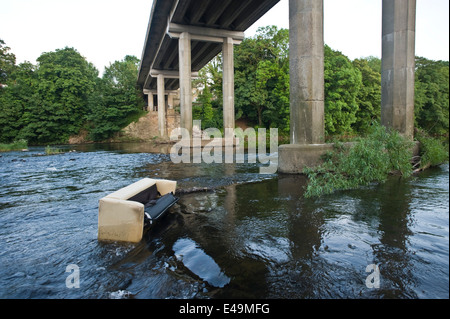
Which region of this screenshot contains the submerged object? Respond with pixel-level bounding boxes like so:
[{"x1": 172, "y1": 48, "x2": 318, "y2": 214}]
[{"x1": 98, "y1": 178, "x2": 178, "y2": 243}]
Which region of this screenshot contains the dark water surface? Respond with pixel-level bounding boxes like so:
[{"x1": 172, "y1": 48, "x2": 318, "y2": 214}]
[{"x1": 0, "y1": 143, "x2": 448, "y2": 299}]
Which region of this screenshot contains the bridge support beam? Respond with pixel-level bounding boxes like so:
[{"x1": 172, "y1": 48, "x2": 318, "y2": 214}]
[
  {"x1": 278, "y1": 0, "x2": 325, "y2": 174},
  {"x1": 157, "y1": 74, "x2": 167, "y2": 137},
  {"x1": 179, "y1": 32, "x2": 193, "y2": 135},
  {"x1": 381, "y1": 0, "x2": 416, "y2": 139},
  {"x1": 288, "y1": 0, "x2": 325, "y2": 145},
  {"x1": 144, "y1": 91, "x2": 154, "y2": 111},
  {"x1": 171, "y1": 25, "x2": 242, "y2": 137},
  {"x1": 223, "y1": 37, "x2": 235, "y2": 131}
]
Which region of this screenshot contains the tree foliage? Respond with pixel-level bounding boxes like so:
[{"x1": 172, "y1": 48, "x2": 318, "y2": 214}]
[
  {"x1": 0, "y1": 41, "x2": 144, "y2": 144},
  {"x1": 0, "y1": 39, "x2": 16, "y2": 83},
  {"x1": 1, "y1": 33, "x2": 448, "y2": 146},
  {"x1": 414, "y1": 57, "x2": 449, "y2": 136},
  {"x1": 324, "y1": 45, "x2": 362, "y2": 135},
  {"x1": 87, "y1": 55, "x2": 145, "y2": 141},
  {"x1": 352, "y1": 58, "x2": 381, "y2": 133},
  {"x1": 234, "y1": 26, "x2": 290, "y2": 133},
  {"x1": 31, "y1": 47, "x2": 98, "y2": 143}
]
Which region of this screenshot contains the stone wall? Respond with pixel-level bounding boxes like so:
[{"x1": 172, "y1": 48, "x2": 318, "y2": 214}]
[{"x1": 121, "y1": 109, "x2": 181, "y2": 141}]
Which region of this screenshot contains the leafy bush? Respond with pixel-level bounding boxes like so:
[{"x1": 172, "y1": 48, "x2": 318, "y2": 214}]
[
  {"x1": 0, "y1": 139, "x2": 28, "y2": 152},
  {"x1": 416, "y1": 130, "x2": 449, "y2": 169},
  {"x1": 44, "y1": 145, "x2": 64, "y2": 155},
  {"x1": 303, "y1": 124, "x2": 415, "y2": 198}
]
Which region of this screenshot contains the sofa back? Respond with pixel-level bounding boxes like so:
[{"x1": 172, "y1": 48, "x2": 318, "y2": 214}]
[{"x1": 105, "y1": 178, "x2": 177, "y2": 201}]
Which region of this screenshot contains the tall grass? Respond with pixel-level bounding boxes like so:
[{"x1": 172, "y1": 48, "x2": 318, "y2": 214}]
[
  {"x1": 303, "y1": 125, "x2": 415, "y2": 198},
  {"x1": 0, "y1": 139, "x2": 28, "y2": 152},
  {"x1": 415, "y1": 133, "x2": 449, "y2": 172}
]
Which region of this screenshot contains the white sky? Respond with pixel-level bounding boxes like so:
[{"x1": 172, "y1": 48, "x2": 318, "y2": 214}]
[{"x1": 1, "y1": 0, "x2": 449, "y2": 74}]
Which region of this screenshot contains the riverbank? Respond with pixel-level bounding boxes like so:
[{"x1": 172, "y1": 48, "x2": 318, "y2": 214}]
[{"x1": 0, "y1": 140, "x2": 28, "y2": 152}]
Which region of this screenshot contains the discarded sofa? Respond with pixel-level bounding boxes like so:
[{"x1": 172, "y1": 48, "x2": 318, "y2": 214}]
[{"x1": 98, "y1": 178, "x2": 178, "y2": 243}]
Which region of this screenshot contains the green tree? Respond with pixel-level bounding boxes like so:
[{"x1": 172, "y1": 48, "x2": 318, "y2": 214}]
[
  {"x1": 0, "y1": 62, "x2": 38, "y2": 143},
  {"x1": 0, "y1": 39, "x2": 16, "y2": 84},
  {"x1": 193, "y1": 83, "x2": 218, "y2": 129},
  {"x1": 324, "y1": 45, "x2": 362, "y2": 136},
  {"x1": 192, "y1": 61, "x2": 222, "y2": 130},
  {"x1": 414, "y1": 57, "x2": 449, "y2": 136},
  {"x1": 19, "y1": 47, "x2": 99, "y2": 144},
  {"x1": 87, "y1": 55, "x2": 145, "y2": 141},
  {"x1": 234, "y1": 26, "x2": 290, "y2": 132},
  {"x1": 352, "y1": 58, "x2": 381, "y2": 133}
]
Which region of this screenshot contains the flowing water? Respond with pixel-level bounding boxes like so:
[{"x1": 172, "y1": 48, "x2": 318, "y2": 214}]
[{"x1": 0, "y1": 143, "x2": 448, "y2": 299}]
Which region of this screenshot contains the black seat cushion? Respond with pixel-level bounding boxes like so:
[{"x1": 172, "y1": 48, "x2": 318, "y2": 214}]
[
  {"x1": 128, "y1": 184, "x2": 159, "y2": 205},
  {"x1": 144, "y1": 192, "x2": 179, "y2": 220}
]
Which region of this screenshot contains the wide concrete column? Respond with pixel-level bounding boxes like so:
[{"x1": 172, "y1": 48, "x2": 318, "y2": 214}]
[
  {"x1": 381, "y1": 0, "x2": 416, "y2": 139},
  {"x1": 179, "y1": 32, "x2": 193, "y2": 135},
  {"x1": 157, "y1": 74, "x2": 166, "y2": 137},
  {"x1": 223, "y1": 37, "x2": 235, "y2": 131},
  {"x1": 289, "y1": 0, "x2": 325, "y2": 145},
  {"x1": 278, "y1": 0, "x2": 325, "y2": 174}
]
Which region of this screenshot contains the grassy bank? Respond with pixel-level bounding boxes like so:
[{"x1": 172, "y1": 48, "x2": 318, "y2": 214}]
[
  {"x1": 0, "y1": 140, "x2": 28, "y2": 152},
  {"x1": 303, "y1": 125, "x2": 449, "y2": 198}
]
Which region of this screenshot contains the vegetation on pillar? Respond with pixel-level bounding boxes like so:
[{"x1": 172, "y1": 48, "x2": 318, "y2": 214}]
[{"x1": 303, "y1": 124, "x2": 416, "y2": 198}]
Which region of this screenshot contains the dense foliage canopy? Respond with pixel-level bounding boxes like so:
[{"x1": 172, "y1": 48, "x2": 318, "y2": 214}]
[
  {"x1": 193, "y1": 26, "x2": 448, "y2": 140},
  {"x1": 1, "y1": 28, "x2": 448, "y2": 145},
  {"x1": 0, "y1": 43, "x2": 144, "y2": 144}
]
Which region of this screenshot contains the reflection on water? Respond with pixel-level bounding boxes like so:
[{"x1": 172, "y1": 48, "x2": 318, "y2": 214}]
[
  {"x1": 173, "y1": 238, "x2": 230, "y2": 288},
  {"x1": 0, "y1": 143, "x2": 448, "y2": 299}
]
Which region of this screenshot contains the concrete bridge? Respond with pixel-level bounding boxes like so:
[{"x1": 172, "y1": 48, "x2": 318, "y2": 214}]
[{"x1": 137, "y1": 0, "x2": 416, "y2": 174}]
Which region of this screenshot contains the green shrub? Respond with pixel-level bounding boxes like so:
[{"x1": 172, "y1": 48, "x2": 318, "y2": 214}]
[
  {"x1": 0, "y1": 139, "x2": 28, "y2": 152},
  {"x1": 416, "y1": 131, "x2": 449, "y2": 168},
  {"x1": 45, "y1": 145, "x2": 64, "y2": 155},
  {"x1": 303, "y1": 124, "x2": 415, "y2": 198}
]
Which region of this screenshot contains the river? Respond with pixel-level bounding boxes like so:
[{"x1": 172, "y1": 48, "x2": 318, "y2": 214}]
[{"x1": 0, "y1": 142, "x2": 448, "y2": 299}]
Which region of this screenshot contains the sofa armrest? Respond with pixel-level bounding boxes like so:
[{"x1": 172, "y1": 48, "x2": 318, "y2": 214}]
[
  {"x1": 156, "y1": 180, "x2": 177, "y2": 196},
  {"x1": 98, "y1": 197, "x2": 144, "y2": 243}
]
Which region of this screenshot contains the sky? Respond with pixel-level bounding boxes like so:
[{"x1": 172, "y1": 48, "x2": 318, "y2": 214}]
[{"x1": 1, "y1": 0, "x2": 449, "y2": 74}]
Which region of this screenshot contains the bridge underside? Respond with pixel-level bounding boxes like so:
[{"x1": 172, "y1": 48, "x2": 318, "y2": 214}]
[
  {"x1": 137, "y1": 0, "x2": 416, "y2": 174},
  {"x1": 137, "y1": 0, "x2": 280, "y2": 92}
]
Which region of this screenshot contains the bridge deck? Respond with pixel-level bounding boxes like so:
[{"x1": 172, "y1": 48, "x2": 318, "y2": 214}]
[{"x1": 137, "y1": 0, "x2": 280, "y2": 91}]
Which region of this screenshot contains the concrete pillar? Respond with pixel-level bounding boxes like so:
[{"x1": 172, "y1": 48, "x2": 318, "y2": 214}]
[
  {"x1": 168, "y1": 94, "x2": 174, "y2": 110},
  {"x1": 288, "y1": 0, "x2": 324, "y2": 145},
  {"x1": 381, "y1": 0, "x2": 416, "y2": 139},
  {"x1": 223, "y1": 37, "x2": 235, "y2": 131},
  {"x1": 147, "y1": 93, "x2": 154, "y2": 111},
  {"x1": 157, "y1": 74, "x2": 166, "y2": 137},
  {"x1": 278, "y1": 0, "x2": 326, "y2": 174},
  {"x1": 179, "y1": 32, "x2": 193, "y2": 135}
]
